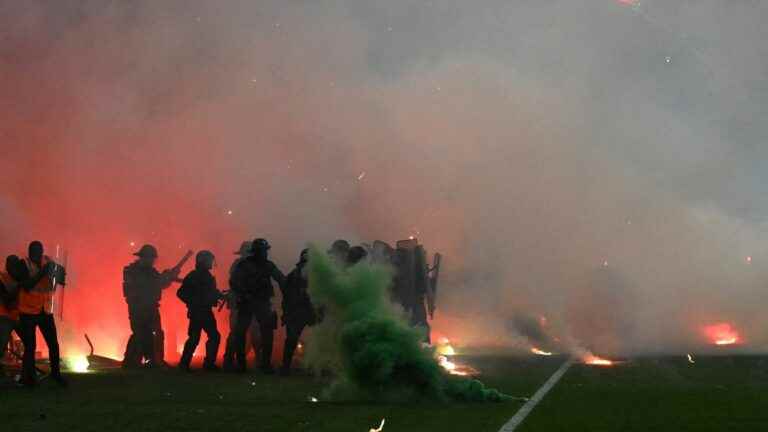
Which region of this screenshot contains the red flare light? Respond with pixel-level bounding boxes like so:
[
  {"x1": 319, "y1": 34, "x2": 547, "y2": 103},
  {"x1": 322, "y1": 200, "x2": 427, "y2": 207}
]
[{"x1": 703, "y1": 323, "x2": 742, "y2": 346}]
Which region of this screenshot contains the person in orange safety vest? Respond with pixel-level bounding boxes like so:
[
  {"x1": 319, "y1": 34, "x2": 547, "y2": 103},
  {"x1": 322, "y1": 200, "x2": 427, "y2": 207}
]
[
  {"x1": 18, "y1": 241, "x2": 67, "y2": 387},
  {"x1": 0, "y1": 255, "x2": 22, "y2": 375}
]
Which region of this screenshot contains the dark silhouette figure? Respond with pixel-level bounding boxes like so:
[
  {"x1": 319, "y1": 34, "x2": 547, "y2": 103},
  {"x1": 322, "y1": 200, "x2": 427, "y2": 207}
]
[
  {"x1": 346, "y1": 245, "x2": 368, "y2": 267},
  {"x1": 0, "y1": 256, "x2": 23, "y2": 371},
  {"x1": 229, "y1": 238, "x2": 285, "y2": 374},
  {"x1": 280, "y1": 249, "x2": 317, "y2": 375},
  {"x1": 328, "y1": 239, "x2": 350, "y2": 266},
  {"x1": 177, "y1": 251, "x2": 223, "y2": 371},
  {"x1": 223, "y1": 241, "x2": 260, "y2": 371},
  {"x1": 122, "y1": 244, "x2": 184, "y2": 368}
]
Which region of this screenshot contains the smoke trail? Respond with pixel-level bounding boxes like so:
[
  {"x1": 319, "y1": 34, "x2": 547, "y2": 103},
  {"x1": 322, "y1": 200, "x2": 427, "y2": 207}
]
[{"x1": 304, "y1": 247, "x2": 508, "y2": 402}]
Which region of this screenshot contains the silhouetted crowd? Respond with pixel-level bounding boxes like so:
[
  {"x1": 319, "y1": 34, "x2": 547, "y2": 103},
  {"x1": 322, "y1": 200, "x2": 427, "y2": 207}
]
[{"x1": 0, "y1": 237, "x2": 439, "y2": 387}]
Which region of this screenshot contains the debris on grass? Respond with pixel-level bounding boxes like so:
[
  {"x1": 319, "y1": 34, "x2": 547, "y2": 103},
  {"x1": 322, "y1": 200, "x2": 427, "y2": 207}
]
[{"x1": 369, "y1": 418, "x2": 385, "y2": 432}]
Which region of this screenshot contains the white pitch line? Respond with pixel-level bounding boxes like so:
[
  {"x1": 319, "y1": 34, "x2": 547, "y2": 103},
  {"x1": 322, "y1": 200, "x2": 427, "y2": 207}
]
[{"x1": 498, "y1": 358, "x2": 573, "y2": 432}]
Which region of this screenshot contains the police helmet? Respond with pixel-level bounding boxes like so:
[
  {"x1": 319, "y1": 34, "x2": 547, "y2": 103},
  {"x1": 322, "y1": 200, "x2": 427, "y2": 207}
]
[
  {"x1": 251, "y1": 238, "x2": 271, "y2": 252},
  {"x1": 133, "y1": 244, "x2": 159, "y2": 258}
]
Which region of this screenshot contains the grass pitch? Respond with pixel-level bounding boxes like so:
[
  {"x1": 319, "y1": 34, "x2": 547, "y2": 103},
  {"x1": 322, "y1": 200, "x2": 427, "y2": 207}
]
[
  {"x1": 2, "y1": 354, "x2": 765, "y2": 431},
  {"x1": 519, "y1": 355, "x2": 768, "y2": 432}
]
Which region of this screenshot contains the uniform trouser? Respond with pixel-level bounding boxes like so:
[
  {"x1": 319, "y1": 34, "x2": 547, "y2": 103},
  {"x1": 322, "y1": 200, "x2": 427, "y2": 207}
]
[
  {"x1": 410, "y1": 300, "x2": 431, "y2": 344},
  {"x1": 0, "y1": 317, "x2": 20, "y2": 364},
  {"x1": 223, "y1": 305, "x2": 259, "y2": 368},
  {"x1": 179, "y1": 309, "x2": 220, "y2": 368},
  {"x1": 282, "y1": 321, "x2": 307, "y2": 370},
  {"x1": 124, "y1": 306, "x2": 164, "y2": 366},
  {"x1": 19, "y1": 312, "x2": 60, "y2": 382},
  {"x1": 232, "y1": 303, "x2": 274, "y2": 370}
]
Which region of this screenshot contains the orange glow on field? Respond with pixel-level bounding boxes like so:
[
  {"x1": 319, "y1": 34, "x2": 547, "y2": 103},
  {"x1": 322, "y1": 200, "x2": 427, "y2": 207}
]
[
  {"x1": 703, "y1": 323, "x2": 742, "y2": 346},
  {"x1": 583, "y1": 354, "x2": 614, "y2": 366}
]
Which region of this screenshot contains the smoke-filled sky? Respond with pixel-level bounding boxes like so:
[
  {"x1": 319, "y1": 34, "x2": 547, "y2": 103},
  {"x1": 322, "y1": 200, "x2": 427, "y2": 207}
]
[{"x1": 1, "y1": 0, "x2": 767, "y2": 357}]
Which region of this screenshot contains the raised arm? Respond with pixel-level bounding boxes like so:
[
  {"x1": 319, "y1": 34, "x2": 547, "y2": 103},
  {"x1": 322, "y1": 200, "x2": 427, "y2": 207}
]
[{"x1": 159, "y1": 269, "x2": 182, "y2": 289}]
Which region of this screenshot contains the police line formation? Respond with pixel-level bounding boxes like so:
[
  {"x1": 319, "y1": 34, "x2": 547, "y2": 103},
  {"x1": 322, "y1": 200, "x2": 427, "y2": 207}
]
[{"x1": 0, "y1": 237, "x2": 441, "y2": 387}]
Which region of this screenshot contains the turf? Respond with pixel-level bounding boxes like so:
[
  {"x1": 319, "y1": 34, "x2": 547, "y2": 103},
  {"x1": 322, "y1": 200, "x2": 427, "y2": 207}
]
[
  {"x1": 0, "y1": 354, "x2": 560, "y2": 432},
  {"x1": 2, "y1": 354, "x2": 765, "y2": 431},
  {"x1": 518, "y1": 355, "x2": 768, "y2": 432}
]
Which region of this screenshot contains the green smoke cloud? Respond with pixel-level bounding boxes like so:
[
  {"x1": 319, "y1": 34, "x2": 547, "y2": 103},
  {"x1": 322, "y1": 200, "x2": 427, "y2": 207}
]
[{"x1": 304, "y1": 247, "x2": 510, "y2": 402}]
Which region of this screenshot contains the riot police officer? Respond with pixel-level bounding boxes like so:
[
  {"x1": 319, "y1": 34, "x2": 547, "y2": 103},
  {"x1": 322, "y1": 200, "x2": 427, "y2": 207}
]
[
  {"x1": 177, "y1": 250, "x2": 223, "y2": 371},
  {"x1": 223, "y1": 241, "x2": 260, "y2": 371},
  {"x1": 122, "y1": 245, "x2": 185, "y2": 368},
  {"x1": 229, "y1": 238, "x2": 285, "y2": 374},
  {"x1": 280, "y1": 249, "x2": 317, "y2": 375}
]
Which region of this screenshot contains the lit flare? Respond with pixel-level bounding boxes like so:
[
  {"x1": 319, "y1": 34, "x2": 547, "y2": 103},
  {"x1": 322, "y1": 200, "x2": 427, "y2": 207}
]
[
  {"x1": 437, "y1": 355, "x2": 478, "y2": 377},
  {"x1": 703, "y1": 323, "x2": 742, "y2": 346},
  {"x1": 65, "y1": 356, "x2": 90, "y2": 373},
  {"x1": 531, "y1": 347, "x2": 553, "y2": 356},
  {"x1": 583, "y1": 354, "x2": 614, "y2": 366}
]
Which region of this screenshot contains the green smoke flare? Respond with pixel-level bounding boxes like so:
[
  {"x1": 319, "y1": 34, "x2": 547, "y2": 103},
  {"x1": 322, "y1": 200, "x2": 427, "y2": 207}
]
[{"x1": 304, "y1": 247, "x2": 510, "y2": 402}]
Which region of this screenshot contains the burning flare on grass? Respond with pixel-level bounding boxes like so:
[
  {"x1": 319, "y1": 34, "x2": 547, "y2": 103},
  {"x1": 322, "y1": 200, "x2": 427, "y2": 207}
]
[
  {"x1": 582, "y1": 353, "x2": 614, "y2": 366},
  {"x1": 703, "y1": 323, "x2": 742, "y2": 346},
  {"x1": 437, "y1": 355, "x2": 479, "y2": 377},
  {"x1": 438, "y1": 355, "x2": 464, "y2": 375},
  {"x1": 531, "y1": 347, "x2": 553, "y2": 356},
  {"x1": 434, "y1": 336, "x2": 479, "y2": 376},
  {"x1": 64, "y1": 356, "x2": 90, "y2": 373},
  {"x1": 435, "y1": 337, "x2": 456, "y2": 356}
]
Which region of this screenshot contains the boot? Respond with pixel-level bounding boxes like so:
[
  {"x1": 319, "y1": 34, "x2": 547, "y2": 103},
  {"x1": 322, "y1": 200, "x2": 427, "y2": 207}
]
[{"x1": 281, "y1": 342, "x2": 296, "y2": 376}]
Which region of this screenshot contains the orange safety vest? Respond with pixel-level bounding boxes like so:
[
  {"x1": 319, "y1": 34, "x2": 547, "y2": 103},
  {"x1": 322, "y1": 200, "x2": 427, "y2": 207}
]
[
  {"x1": 0, "y1": 271, "x2": 19, "y2": 321},
  {"x1": 18, "y1": 257, "x2": 55, "y2": 315}
]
